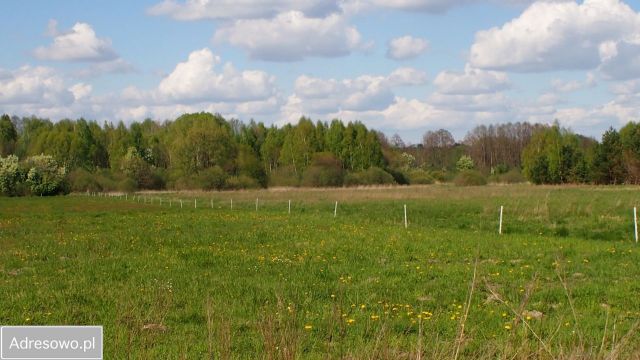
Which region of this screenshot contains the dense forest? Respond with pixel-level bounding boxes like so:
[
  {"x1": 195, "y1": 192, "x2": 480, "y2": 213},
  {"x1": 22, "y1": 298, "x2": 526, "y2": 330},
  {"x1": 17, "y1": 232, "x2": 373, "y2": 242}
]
[{"x1": 1, "y1": 111, "x2": 640, "y2": 196}]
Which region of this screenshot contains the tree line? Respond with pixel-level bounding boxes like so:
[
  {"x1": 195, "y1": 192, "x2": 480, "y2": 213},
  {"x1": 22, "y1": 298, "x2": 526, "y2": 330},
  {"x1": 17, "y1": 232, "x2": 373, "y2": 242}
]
[{"x1": 1, "y1": 112, "x2": 640, "y2": 196}]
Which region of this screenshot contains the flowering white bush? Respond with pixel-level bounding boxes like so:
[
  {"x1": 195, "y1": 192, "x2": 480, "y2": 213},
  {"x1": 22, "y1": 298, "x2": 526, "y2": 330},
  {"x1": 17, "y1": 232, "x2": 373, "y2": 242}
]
[
  {"x1": 24, "y1": 155, "x2": 67, "y2": 195},
  {"x1": 0, "y1": 155, "x2": 20, "y2": 195}
]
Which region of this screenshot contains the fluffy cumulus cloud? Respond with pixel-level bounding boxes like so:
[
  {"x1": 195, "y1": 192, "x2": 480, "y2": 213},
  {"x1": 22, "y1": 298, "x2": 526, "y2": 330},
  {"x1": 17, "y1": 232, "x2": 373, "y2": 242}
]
[
  {"x1": 0, "y1": 66, "x2": 74, "y2": 105},
  {"x1": 433, "y1": 65, "x2": 509, "y2": 94},
  {"x1": 157, "y1": 48, "x2": 277, "y2": 102},
  {"x1": 469, "y1": 0, "x2": 640, "y2": 73},
  {"x1": 34, "y1": 22, "x2": 118, "y2": 62},
  {"x1": 213, "y1": 11, "x2": 368, "y2": 61},
  {"x1": 148, "y1": 0, "x2": 340, "y2": 20},
  {"x1": 387, "y1": 36, "x2": 429, "y2": 60},
  {"x1": 282, "y1": 67, "x2": 428, "y2": 122}
]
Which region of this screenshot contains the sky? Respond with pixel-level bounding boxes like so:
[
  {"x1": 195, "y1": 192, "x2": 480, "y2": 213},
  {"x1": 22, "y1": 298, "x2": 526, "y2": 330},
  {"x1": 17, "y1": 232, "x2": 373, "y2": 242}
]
[{"x1": 1, "y1": 0, "x2": 640, "y2": 143}]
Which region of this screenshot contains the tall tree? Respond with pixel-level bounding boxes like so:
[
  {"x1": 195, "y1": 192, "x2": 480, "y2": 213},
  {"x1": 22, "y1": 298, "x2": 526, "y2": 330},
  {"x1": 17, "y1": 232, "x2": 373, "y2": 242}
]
[
  {"x1": 0, "y1": 114, "x2": 18, "y2": 156},
  {"x1": 593, "y1": 128, "x2": 627, "y2": 184}
]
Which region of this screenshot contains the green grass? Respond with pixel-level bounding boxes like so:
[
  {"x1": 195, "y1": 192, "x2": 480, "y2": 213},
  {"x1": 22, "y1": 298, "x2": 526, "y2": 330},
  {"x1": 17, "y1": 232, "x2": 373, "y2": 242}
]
[{"x1": 1, "y1": 185, "x2": 640, "y2": 358}]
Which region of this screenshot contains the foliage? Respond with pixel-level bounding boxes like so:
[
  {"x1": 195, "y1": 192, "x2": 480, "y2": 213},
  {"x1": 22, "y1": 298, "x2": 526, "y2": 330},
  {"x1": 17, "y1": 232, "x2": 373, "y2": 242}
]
[
  {"x1": 23, "y1": 155, "x2": 67, "y2": 195},
  {"x1": 592, "y1": 128, "x2": 626, "y2": 184},
  {"x1": 0, "y1": 114, "x2": 18, "y2": 156},
  {"x1": 225, "y1": 175, "x2": 260, "y2": 190},
  {"x1": 301, "y1": 153, "x2": 344, "y2": 187},
  {"x1": 522, "y1": 124, "x2": 591, "y2": 184},
  {"x1": 344, "y1": 166, "x2": 395, "y2": 186},
  {"x1": 407, "y1": 170, "x2": 434, "y2": 185},
  {"x1": 0, "y1": 155, "x2": 21, "y2": 196},
  {"x1": 489, "y1": 169, "x2": 526, "y2": 184},
  {"x1": 454, "y1": 170, "x2": 487, "y2": 186},
  {"x1": 456, "y1": 155, "x2": 475, "y2": 171}
]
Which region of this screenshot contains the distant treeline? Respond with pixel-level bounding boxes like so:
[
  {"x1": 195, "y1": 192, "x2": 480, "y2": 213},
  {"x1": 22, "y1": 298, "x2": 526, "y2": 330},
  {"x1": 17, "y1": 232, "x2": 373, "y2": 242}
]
[{"x1": 0, "y1": 112, "x2": 639, "y2": 196}]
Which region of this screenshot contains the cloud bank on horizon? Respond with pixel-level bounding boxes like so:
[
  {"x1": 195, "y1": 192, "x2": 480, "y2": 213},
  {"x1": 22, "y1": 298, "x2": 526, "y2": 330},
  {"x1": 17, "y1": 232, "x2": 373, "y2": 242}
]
[{"x1": 1, "y1": 0, "x2": 639, "y2": 141}]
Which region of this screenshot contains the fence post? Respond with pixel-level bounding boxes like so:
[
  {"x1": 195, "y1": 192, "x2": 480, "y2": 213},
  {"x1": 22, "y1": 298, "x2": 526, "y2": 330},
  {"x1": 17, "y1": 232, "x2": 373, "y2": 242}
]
[
  {"x1": 404, "y1": 204, "x2": 408, "y2": 229},
  {"x1": 499, "y1": 206, "x2": 504, "y2": 235}
]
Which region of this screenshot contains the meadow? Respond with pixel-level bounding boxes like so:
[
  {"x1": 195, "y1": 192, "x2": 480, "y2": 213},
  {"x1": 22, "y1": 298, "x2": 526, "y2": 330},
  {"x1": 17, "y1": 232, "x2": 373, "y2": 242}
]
[{"x1": 1, "y1": 185, "x2": 640, "y2": 359}]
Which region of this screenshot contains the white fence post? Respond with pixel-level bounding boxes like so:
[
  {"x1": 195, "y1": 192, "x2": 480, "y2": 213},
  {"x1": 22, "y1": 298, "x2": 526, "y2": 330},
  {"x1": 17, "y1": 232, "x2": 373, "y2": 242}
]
[
  {"x1": 195, "y1": 199, "x2": 197, "y2": 209},
  {"x1": 230, "y1": 199, "x2": 233, "y2": 210},
  {"x1": 180, "y1": 199, "x2": 183, "y2": 209},
  {"x1": 499, "y1": 206, "x2": 504, "y2": 235},
  {"x1": 634, "y1": 207, "x2": 638, "y2": 243},
  {"x1": 404, "y1": 204, "x2": 408, "y2": 229},
  {"x1": 288, "y1": 200, "x2": 291, "y2": 214},
  {"x1": 256, "y1": 198, "x2": 259, "y2": 211},
  {"x1": 334, "y1": 201, "x2": 338, "y2": 218}
]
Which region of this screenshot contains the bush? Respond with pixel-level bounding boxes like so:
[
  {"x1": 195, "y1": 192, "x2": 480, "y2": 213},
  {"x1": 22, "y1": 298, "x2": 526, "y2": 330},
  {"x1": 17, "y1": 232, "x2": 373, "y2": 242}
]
[
  {"x1": 344, "y1": 167, "x2": 396, "y2": 186},
  {"x1": 429, "y1": 170, "x2": 452, "y2": 183},
  {"x1": 24, "y1": 155, "x2": 67, "y2": 196},
  {"x1": 196, "y1": 166, "x2": 228, "y2": 190},
  {"x1": 407, "y1": 170, "x2": 434, "y2": 185},
  {"x1": 0, "y1": 155, "x2": 21, "y2": 196},
  {"x1": 456, "y1": 155, "x2": 475, "y2": 171},
  {"x1": 490, "y1": 169, "x2": 526, "y2": 184},
  {"x1": 225, "y1": 175, "x2": 260, "y2": 190},
  {"x1": 454, "y1": 170, "x2": 487, "y2": 186},
  {"x1": 385, "y1": 168, "x2": 410, "y2": 185},
  {"x1": 67, "y1": 168, "x2": 102, "y2": 192},
  {"x1": 302, "y1": 153, "x2": 344, "y2": 187},
  {"x1": 268, "y1": 166, "x2": 300, "y2": 187}
]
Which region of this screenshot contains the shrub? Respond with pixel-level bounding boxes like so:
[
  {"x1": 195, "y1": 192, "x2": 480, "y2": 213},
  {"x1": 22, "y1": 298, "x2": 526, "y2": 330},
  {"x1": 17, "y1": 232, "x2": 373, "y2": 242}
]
[
  {"x1": 67, "y1": 168, "x2": 102, "y2": 192},
  {"x1": 301, "y1": 153, "x2": 344, "y2": 187},
  {"x1": 24, "y1": 155, "x2": 67, "y2": 195},
  {"x1": 385, "y1": 168, "x2": 410, "y2": 185},
  {"x1": 268, "y1": 166, "x2": 300, "y2": 187},
  {"x1": 429, "y1": 170, "x2": 450, "y2": 183},
  {"x1": 344, "y1": 167, "x2": 396, "y2": 186},
  {"x1": 0, "y1": 155, "x2": 21, "y2": 196},
  {"x1": 225, "y1": 175, "x2": 260, "y2": 190},
  {"x1": 197, "y1": 166, "x2": 228, "y2": 190},
  {"x1": 454, "y1": 170, "x2": 487, "y2": 186},
  {"x1": 408, "y1": 170, "x2": 434, "y2": 185},
  {"x1": 456, "y1": 155, "x2": 475, "y2": 171},
  {"x1": 490, "y1": 169, "x2": 526, "y2": 184}
]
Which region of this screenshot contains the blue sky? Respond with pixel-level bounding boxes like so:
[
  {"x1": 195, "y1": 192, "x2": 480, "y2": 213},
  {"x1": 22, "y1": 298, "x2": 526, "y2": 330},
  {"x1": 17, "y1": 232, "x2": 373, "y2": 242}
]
[{"x1": 2, "y1": 0, "x2": 640, "y2": 142}]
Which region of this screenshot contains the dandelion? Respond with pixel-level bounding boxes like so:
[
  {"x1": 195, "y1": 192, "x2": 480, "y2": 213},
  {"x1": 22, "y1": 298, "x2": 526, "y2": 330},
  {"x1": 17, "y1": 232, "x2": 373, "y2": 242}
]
[
  {"x1": 304, "y1": 325, "x2": 312, "y2": 331},
  {"x1": 346, "y1": 319, "x2": 355, "y2": 325},
  {"x1": 504, "y1": 324, "x2": 511, "y2": 330},
  {"x1": 370, "y1": 315, "x2": 379, "y2": 320}
]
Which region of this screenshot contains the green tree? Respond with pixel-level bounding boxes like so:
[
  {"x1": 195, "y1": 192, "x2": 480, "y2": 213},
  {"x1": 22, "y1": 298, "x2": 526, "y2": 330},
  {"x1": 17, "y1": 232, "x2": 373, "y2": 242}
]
[
  {"x1": 592, "y1": 128, "x2": 626, "y2": 184},
  {"x1": 0, "y1": 114, "x2": 18, "y2": 156},
  {"x1": 456, "y1": 155, "x2": 475, "y2": 171}
]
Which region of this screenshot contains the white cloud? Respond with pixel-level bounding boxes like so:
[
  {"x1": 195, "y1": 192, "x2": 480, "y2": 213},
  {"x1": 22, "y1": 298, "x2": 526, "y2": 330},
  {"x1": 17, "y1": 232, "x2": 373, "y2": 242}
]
[
  {"x1": 74, "y1": 59, "x2": 136, "y2": 78},
  {"x1": 469, "y1": 0, "x2": 640, "y2": 72},
  {"x1": 387, "y1": 67, "x2": 429, "y2": 86},
  {"x1": 0, "y1": 66, "x2": 73, "y2": 105},
  {"x1": 34, "y1": 22, "x2": 118, "y2": 62},
  {"x1": 283, "y1": 67, "x2": 427, "y2": 122},
  {"x1": 148, "y1": 0, "x2": 340, "y2": 20},
  {"x1": 157, "y1": 48, "x2": 277, "y2": 103},
  {"x1": 69, "y1": 83, "x2": 92, "y2": 101},
  {"x1": 599, "y1": 41, "x2": 640, "y2": 80},
  {"x1": 213, "y1": 11, "x2": 368, "y2": 61},
  {"x1": 363, "y1": 0, "x2": 571, "y2": 14},
  {"x1": 387, "y1": 36, "x2": 429, "y2": 60},
  {"x1": 433, "y1": 65, "x2": 509, "y2": 94}
]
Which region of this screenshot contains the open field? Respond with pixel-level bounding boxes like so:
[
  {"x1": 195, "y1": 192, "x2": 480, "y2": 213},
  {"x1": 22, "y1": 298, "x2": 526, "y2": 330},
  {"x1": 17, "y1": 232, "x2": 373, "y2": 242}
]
[{"x1": 2, "y1": 185, "x2": 640, "y2": 358}]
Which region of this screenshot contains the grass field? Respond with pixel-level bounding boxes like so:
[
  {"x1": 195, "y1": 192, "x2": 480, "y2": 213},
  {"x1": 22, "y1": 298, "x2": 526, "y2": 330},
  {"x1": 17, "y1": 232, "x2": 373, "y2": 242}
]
[{"x1": 2, "y1": 185, "x2": 640, "y2": 359}]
